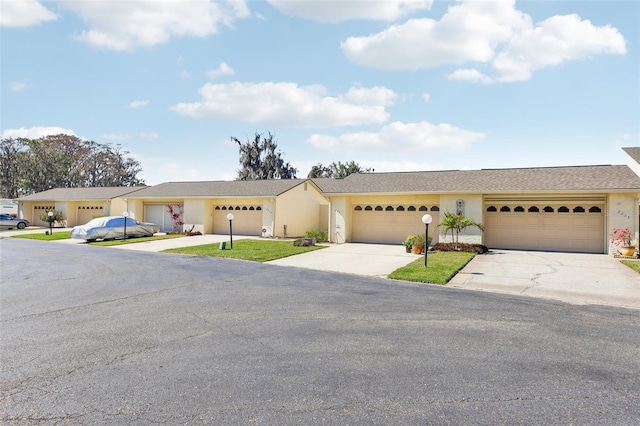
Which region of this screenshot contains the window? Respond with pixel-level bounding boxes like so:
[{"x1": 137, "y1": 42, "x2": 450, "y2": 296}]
[
  {"x1": 486, "y1": 206, "x2": 497, "y2": 212},
  {"x1": 573, "y1": 206, "x2": 585, "y2": 213},
  {"x1": 375, "y1": 206, "x2": 383, "y2": 211},
  {"x1": 514, "y1": 206, "x2": 525, "y2": 212},
  {"x1": 385, "y1": 206, "x2": 393, "y2": 211},
  {"x1": 249, "y1": 206, "x2": 255, "y2": 211},
  {"x1": 215, "y1": 206, "x2": 221, "y2": 210},
  {"x1": 543, "y1": 206, "x2": 554, "y2": 212},
  {"x1": 431, "y1": 206, "x2": 440, "y2": 212},
  {"x1": 558, "y1": 206, "x2": 569, "y2": 213},
  {"x1": 365, "y1": 206, "x2": 372, "y2": 211},
  {"x1": 221, "y1": 206, "x2": 227, "y2": 210},
  {"x1": 589, "y1": 206, "x2": 602, "y2": 213},
  {"x1": 242, "y1": 206, "x2": 248, "y2": 210},
  {"x1": 528, "y1": 206, "x2": 539, "y2": 212},
  {"x1": 408, "y1": 206, "x2": 416, "y2": 211},
  {"x1": 256, "y1": 206, "x2": 262, "y2": 211},
  {"x1": 235, "y1": 206, "x2": 241, "y2": 210},
  {"x1": 396, "y1": 206, "x2": 405, "y2": 211},
  {"x1": 419, "y1": 206, "x2": 428, "y2": 211},
  {"x1": 500, "y1": 206, "x2": 511, "y2": 212},
  {"x1": 354, "y1": 205, "x2": 362, "y2": 211}
]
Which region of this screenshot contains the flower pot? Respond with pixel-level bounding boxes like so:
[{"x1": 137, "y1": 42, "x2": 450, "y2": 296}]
[
  {"x1": 411, "y1": 244, "x2": 424, "y2": 254},
  {"x1": 619, "y1": 246, "x2": 636, "y2": 257},
  {"x1": 405, "y1": 246, "x2": 411, "y2": 253}
]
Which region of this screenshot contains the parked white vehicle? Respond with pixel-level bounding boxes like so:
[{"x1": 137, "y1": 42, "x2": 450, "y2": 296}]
[{"x1": 71, "y1": 216, "x2": 159, "y2": 241}]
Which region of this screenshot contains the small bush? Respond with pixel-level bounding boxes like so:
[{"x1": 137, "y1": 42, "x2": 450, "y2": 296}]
[
  {"x1": 304, "y1": 229, "x2": 328, "y2": 242},
  {"x1": 432, "y1": 242, "x2": 488, "y2": 254}
]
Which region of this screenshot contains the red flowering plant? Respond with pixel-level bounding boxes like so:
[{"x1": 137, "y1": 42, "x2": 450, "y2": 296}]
[
  {"x1": 609, "y1": 227, "x2": 634, "y2": 247},
  {"x1": 166, "y1": 203, "x2": 184, "y2": 233}
]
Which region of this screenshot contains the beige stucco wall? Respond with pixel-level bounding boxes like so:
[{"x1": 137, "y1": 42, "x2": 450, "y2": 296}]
[
  {"x1": 128, "y1": 199, "x2": 144, "y2": 221},
  {"x1": 440, "y1": 194, "x2": 483, "y2": 244},
  {"x1": 275, "y1": 182, "x2": 329, "y2": 238},
  {"x1": 607, "y1": 192, "x2": 639, "y2": 254}
]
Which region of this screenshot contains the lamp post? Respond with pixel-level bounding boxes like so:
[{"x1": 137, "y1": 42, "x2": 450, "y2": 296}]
[
  {"x1": 422, "y1": 214, "x2": 433, "y2": 267},
  {"x1": 123, "y1": 211, "x2": 129, "y2": 239},
  {"x1": 227, "y1": 213, "x2": 234, "y2": 249},
  {"x1": 47, "y1": 211, "x2": 54, "y2": 235}
]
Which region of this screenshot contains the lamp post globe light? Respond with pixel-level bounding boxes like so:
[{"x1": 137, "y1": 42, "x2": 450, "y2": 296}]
[
  {"x1": 421, "y1": 214, "x2": 433, "y2": 267},
  {"x1": 123, "y1": 211, "x2": 129, "y2": 239},
  {"x1": 47, "y1": 211, "x2": 54, "y2": 235},
  {"x1": 227, "y1": 213, "x2": 234, "y2": 249}
]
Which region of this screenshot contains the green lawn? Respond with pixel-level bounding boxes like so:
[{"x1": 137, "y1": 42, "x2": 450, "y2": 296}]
[
  {"x1": 89, "y1": 234, "x2": 185, "y2": 246},
  {"x1": 388, "y1": 251, "x2": 475, "y2": 284},
  {"x1": 162, "y1": 239, "x2": 326, "y2": 262},
  {"x1": 11, "y1": 231, "x2": 72, "y2": 241},
  {"x1": 620, "y1": 260, "x2": 640, "y2": 274}
]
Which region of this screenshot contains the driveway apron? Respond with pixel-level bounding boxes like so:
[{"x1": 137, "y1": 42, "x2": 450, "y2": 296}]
[{"x1": 448, "y1": 249, "x2": 640, "y2": 309}]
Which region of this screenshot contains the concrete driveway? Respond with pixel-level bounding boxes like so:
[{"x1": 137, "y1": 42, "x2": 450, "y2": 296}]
[{"x1": 448, "y1": 249, "x2": 640, "y2": 309}]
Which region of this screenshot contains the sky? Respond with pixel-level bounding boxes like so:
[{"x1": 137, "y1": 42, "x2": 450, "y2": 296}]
[{"x1": 1, "y1": 0, "x2": 639, "y2": 185}]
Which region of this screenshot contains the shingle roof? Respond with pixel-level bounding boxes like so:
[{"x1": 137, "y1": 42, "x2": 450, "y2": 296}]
[
  {"x1": 17, "y1": 186, "x2": 147, "y2": 201},
  {"x1": 313, "y1": 165, "x2": 640, "y2": 194},
  {"x1": 128, "y1": 179, "x2": 307, "y2": 198},
  {"x1": 623, "y1": 147, "x2": 640, "y2": 163}
]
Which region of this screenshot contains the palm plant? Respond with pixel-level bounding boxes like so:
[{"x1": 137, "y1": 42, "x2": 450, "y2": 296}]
[{"x1": 438, "y1": 211, "x2": 485, "y2": 243}]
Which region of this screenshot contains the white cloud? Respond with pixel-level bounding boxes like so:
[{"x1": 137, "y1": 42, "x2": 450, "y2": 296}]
[
  {"x1": 422, "y1": 93, "x2": 430, "y2": 102},
  {"x1": 101, "y1": 133, "x2": 129, "y2": 141},
  {"x1": 207, "y1": 62, "x2": 235, "y2": 79},
  {"x1": 180, "y1": 70, "x2": 191, "y2": 79},
  {"x1": 307, "y1": 121, "x2": 485, "y2": 154},
  {"x1": 127, "y1": 100, "x2": 149, "y2": 108},
  {"x1": 63, "y1": 0, "x2": 251, "y2": 51},
  {"x1": 9, "y1": 82, "x2": 29, "y2": 92},
  {"x1": 268, "y1": 0, "x2": 432, "y2": 23},
  {"x1": 139, "y1": 132, "x2": 159, "y2": 140},
  {"x1": 1, "y1": 126, "x2": 75, "y2": 139},
  {"x1": 342, "y1": 0, "x2": 626, "y2": 82},
  {"x1": 0, "y1": 0, "x2": 57, "y2": 28},
  {"x1": 170, "y1": 82, "x2": 395, "y2": 127}
]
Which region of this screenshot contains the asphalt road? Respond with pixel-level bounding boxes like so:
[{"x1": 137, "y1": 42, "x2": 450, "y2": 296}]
[{"x1": 1, "y1": 239, "x2": 639, "y2": 424}]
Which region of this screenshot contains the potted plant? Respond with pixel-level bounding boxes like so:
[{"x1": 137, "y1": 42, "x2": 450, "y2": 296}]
[
  {"x1": 403, "y1": 235, "x2": 414, "y2": 253},
  {"x1": 411, "y1": 233, "x2": 426, "y2": 254},
  {"x1": 610, "y1": 227, "x2": 636, "y2": 257}
]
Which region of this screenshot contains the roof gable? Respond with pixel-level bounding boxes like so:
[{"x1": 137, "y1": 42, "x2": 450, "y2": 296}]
[{"x1": 128, "y1": 179, "x2": 307, "y2": 198}]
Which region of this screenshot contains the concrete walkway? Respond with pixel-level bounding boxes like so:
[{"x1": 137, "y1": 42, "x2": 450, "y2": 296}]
[{"x1": 448, "y1": 250, "x2": 640, "y2": 309}]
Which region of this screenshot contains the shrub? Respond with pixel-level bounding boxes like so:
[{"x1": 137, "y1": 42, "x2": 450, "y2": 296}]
[
  {"x1": 432, "y1": 242, "x2": 488, "y2": 254},
  {"x1": 304, "y1": 229, "x2": 328, "y2": 242}
]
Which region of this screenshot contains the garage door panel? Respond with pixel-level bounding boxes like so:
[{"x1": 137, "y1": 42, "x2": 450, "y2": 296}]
[
  {"x1": 213, "y1": 207, "x2": 262, "y2": 236},
  {"x1": 484, "y1": 200, "x2": 604, "y2": 253},
  {"x1": 352, "y1": 207, "x2": 439, "y2": 244}
]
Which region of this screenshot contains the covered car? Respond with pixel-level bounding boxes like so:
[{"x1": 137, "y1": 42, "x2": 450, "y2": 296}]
[
  {"x1": 0, "y1": 214, "x2": 30, "y2": 229},
  {"x1": 71, "y1": 216, "x2": 159, "y2": 241}
]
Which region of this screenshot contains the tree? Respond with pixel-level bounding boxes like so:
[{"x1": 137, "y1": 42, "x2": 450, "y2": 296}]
[
  {"x1": 437, "y1": 210, "x2": 485, "y2": 244},
  {"x1": 232, "y1": 132, "x2": 297, "y2": 180},
  {"x1": 307, "y1": 161, "x2": 374, "y2": 178},
  {"x1": 0, "y1": 134, "x2": 145, "y2": 198}
]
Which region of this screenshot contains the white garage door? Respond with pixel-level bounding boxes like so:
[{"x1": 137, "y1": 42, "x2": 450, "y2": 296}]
[
  {"x1": 213, "y1": 205, "x2": 262, "y2": 236},
  {"x1": 351, "y1": 204, "x2": 440, "y2": 244},
  {"x1": 483, "y1": 199, "x2": 605, "y2": 253},
  {"x1": 144, "y1": 204, "x2": 175, "y2": 232}
]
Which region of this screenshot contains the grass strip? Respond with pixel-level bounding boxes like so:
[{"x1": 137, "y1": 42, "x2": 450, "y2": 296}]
[
  {"x1": 11, "y1": 231, "x2": 72, "y2": 241},
  {"x1": 620, "y1": 260, "x2": 640, "y2": 274},
  {"x1": 388, "y1": 251, "x2": 475, "y2": 284},
  {"x1": 89, "y1": 234, "x2": 185, "y2": 246},
  {"x1": 162, "y1": 239, "x2": 326, "y2": 262}
]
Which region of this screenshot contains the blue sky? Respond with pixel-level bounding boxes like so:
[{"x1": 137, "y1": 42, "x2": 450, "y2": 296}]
[{"x1": 2, "y1": 0, "x2": 638, "y2": 185}]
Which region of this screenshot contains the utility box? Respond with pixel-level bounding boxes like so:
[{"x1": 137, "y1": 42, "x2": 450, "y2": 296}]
[{"x1": 219, "y1": 241, "x2": 226, "y2": 250}]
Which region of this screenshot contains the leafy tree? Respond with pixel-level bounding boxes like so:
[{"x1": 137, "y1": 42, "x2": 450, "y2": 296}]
[
  {"x1": 307, "y1": 160, "x2": 374, "y2": 178},
  {"x1": 0, "y1": 134, "x2": 145, "y2": 198},
  {"x1": 437, "y1": 210, "x2": 485, "y2": 243},
  {"x1": 232, "y1": 132, "x2": 297, "y2": 180}
]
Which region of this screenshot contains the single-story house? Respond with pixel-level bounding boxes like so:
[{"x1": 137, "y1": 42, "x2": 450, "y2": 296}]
[
  {"x1": 16, "y1": 186, "x2": 147, "y2": 227},
  {"x1": 15, "y1": 147, "x2": 640, "y2": 255},
  {"x1": 124, "y1": 179, "x2": 329, "y2": 236}
]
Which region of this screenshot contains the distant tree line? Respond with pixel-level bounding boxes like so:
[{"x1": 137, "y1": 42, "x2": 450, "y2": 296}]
[
  {"x1": 0, "y1": 134, "x2": 145, "y2": 199},
  {"x1": 233, "y1": 132, "x2": 372, "y2": 181}
]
